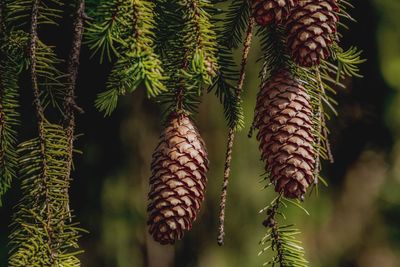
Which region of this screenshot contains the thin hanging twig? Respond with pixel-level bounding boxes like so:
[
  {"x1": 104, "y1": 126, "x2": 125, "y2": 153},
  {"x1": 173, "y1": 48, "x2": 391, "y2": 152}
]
[
  {"x1": 313, "y1": 68, "x2": 323, "y2": 186},
  {"x1": 64, "y1": 0, "x2": 85, "y2": 219},
  {"x1": 217, "y1": 16, "x2": 255, "y2": 246}
]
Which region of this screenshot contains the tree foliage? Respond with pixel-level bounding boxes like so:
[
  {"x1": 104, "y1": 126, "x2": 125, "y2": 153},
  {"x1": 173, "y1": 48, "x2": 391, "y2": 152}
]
[
  {"x1": 2, "y1": 0, "x2": 85, "y2": 265},
  {"x1": 0, "y1": 0, "x2": 365, "y2": 265},
  {"x1": 87, "y1": 0, "x2": 167, "y2": 115},
  {"x1": 9, "y1": 123, "x2": 83, "y2": 267}
]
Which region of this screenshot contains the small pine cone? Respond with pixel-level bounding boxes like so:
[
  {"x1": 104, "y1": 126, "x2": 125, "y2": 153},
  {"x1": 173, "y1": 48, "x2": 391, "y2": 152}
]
[
  {"x1": 286, "y1": 0, "x2": 339, "y2": 67},
  {"x1": 254, "y1": 70, "x2": 315, "y2": 199},
  {"x1": 252, "y1": 0, "x2": 298, "y2": 26},
  {"x1": 147, "y1": 112, "x2": 209, "y2": 245}
]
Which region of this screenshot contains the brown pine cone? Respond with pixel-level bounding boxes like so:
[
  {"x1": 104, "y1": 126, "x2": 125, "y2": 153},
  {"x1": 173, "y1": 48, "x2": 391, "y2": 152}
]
[
  {"x1": 254, "y1": 70, "x2": 315, "y2": 199},
  {"x1": 286, "y1": 0, "x2": 339, "y2": 67},
  {"x1": 147, "y1": 111, "x2": 209, "y2": 245},
  {"x1": 252, "y1": 0, "x2": 298, "y2": 26}
]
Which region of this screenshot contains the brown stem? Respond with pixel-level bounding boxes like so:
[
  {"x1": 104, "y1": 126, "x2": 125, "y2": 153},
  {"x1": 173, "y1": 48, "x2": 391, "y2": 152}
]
[
  {"x1": 64, "y1": 0, "x2": 85, "y2": 219},
  {"x1": 322, "y1": 114, "x2": 334, "y2": 163},
  {"x1": 217, "y1": 17, "x2": 255, "y2": 246},
  {"x1": 313, "y1": 69, "x2": 323, "y2": 186},
  {"x1": 263, "y1": 196, "x2": 285, "y2": 264}
]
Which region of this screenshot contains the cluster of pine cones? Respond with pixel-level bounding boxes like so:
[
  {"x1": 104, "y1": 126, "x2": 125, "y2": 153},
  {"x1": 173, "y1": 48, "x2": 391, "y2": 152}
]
[
  {"x1": 252, "y1": 0, "x2": 338, "y2": 198},
  {"x1": 147, "y1": 0, "x2": 339, "y2": 245},
  {"x1": 252, "y1": 0, "x2": 339, "y2": 67}
]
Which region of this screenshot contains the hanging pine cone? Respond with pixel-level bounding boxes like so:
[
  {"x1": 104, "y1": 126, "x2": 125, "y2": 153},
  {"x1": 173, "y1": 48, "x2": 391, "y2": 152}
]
[
  {"x1": 254, "y1": 70, "x2": 316, "y2": 199},
  {"x1": 286, "y1": 0, "x2": 339, "y2": 67},
  {"x1": 252, "y1": 0, "x2": 298, "y2": 26},
  {"x1": 147, "y1": 111, "x2": 209, "y2": 245}
]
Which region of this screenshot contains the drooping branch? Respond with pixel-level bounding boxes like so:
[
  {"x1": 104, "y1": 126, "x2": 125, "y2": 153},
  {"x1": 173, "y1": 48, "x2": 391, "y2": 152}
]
[
  {"x1": 8, "y1": 1, "x2": 84, "y2": 265},
  {"x1": 0, "y1": 52, "x2": 21, "y2": 206},
  {"x1": 63, "y1": 0, "x2": 85, "y2": 219},
  {"x1": 90, "y1": 0, "x2": 166, "y2": 115},
  {"x1": 65, "y1": 0, "x2": 85, "y2": 156},
  {"x1": 155, "y1": 0, "x2": 219, "y2": 114},
  {"x1": 217, "y1": 16, "x2": 254, "y2": 246},
  {"x1": 260, "y1": 195, "x2": 309, "y2": 266}
]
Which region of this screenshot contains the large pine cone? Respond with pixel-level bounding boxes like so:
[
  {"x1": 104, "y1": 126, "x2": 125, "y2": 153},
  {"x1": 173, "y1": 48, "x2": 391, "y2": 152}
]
[
  {"x1": 286, "y1": 0, "x2": 339, "y2": 67},
  {"x1": 252, "y1": 0, "x2": 298, "y2": 26},
  {"x1": 147, "y1": 112, "x2": 209, "y2": 245},
  {"x1": 254, "y1": 70, "x2": 315, "y2": 199}
]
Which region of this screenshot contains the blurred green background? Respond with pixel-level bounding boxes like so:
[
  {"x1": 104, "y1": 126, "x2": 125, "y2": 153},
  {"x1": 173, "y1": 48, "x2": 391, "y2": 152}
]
[{"x1": 1, "y1": 0, "x2": 400, "y2": 266}]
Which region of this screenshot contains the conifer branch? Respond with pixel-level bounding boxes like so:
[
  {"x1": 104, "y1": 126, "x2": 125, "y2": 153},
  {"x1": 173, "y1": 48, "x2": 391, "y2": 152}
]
[
  {"x1": 259, "y1": 195, "x2": 308, "y2": 267},
  {"x1": 88, "y1": 0, "x2": 167, "y2": 116},
  {"x1": 208, "y1": 0, "x2": 251, "y2": 131},
  {"x1": 220, "y1": 0, "x2": 250, "y2": 49},
  {"x1": 181, "y1": 0, "x2": 219, "y2": 85},
  {"x1": 0, "y1": 0, "x2": 20, "y2": 206},
  {"x1": 217, "y1": 16, "x2": 254, "y2": 246},
  {"x1": 63, "y1": 0, "x2": 85, "y2": 220},
  {"x1": 8, "y1": 1, "x2": 84, "y2": 265},
  {"x1": 0, "y1": 2, "x2": 29, "y2": 205},
  {"x1": 0, "y1": 54, "x2": 21, "y2": 206},
  {"x1": 5, "y1": 0, "x2": 63, "y2": 27},
  {"x1": 9, "y1": 1, "x2": 59, "y2": 263},
  {"x1": 155, "y1": 0, "x2": 218, "y2": 114}
]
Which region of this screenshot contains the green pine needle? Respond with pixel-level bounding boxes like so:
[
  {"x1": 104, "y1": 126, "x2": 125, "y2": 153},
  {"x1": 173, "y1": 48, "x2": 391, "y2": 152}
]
[
  {"x1": 87, "y1": 0, "x2": 167, "y2": 116},
  {"x1": 9, "y1": 123, "x2": 84, "y2": 267}
]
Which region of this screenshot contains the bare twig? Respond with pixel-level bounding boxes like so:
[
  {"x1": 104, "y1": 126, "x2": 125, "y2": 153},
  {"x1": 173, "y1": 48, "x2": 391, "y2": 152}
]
[
  {"x1": 313, "y1": 68, "x2": 324, "y2": 185},
  {"x1": 217, "y1": 16, "x2": 255, "y2": 246},
  {"x1": 64, "y1": 0, "x2": 85, "y2": 219}
]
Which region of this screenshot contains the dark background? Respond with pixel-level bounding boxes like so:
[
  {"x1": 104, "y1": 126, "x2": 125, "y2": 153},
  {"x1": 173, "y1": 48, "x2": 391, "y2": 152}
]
[{"x1": 1, "y1": 0, "x2": 400, "y2": 266}]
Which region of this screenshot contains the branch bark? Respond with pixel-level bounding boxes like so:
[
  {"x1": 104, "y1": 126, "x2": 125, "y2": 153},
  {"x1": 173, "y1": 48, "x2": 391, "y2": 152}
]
[{"x1": 217, "y1": 16, "x2": 255, "y2": 246}]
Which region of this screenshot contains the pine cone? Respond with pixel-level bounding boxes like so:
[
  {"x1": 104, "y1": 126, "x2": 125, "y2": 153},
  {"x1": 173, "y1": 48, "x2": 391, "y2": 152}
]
[
  {"x1": 252, "y1": 0, "x2": 298, "y2": 26},
  {"x1": 254, "y1": 70, "x2": 315, "y2": 199},
  {"x1": 286, "y1": 0, "x2": 339, "y2": 67},
  {"x1": 147, "y1": 112, "x2": 209, "y2": 245}
]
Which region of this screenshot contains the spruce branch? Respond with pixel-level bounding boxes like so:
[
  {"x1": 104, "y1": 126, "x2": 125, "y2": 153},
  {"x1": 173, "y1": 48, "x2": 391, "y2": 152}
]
[
  {"x1": 208, "y1": 0, "x2": 252, "y2": 130},
  {"x1": 6, "y1": 0, "x2": 67, "y2": 111},
  {"x1": 0, "y1": 0, "x2": 21, "y2": 206},
  {"x1": 220, "y1": 0, "x2": 250, "y2": 49},
  {"x1": 63, "y1": 0, "x2": 85, "y2": 221},
  {"x1": 89, "y1": 0, "x2": 167, "y2": 116},
  {"x1": 5, "y1": 0, "x2": 63, "y2": 27},
  {"x1": 0, "y1": 3, "x2": 29, "y2": 204},
  {"x1": 9, "y1": 124, "x2": 84, "y2": 267},
  {"x1": 155, "y1": 0, "x2": 218, "y2": 114},
  {"x1": 9, "y1": 1, "x2": 84, "y2": 264},
  {"x1": 10, "y1": 1, "x2": 58, "y2": 264},
  {"x1": 0, "y1": 55, "x2": 21, "y2": 206},
  {"x1": 259, "y1": 195, "x2": 309, "y2": 267},
  {"x1": 217, "y1": 16, "x2": 254, "y2": 246},
  {"x1": 181, "y1": 0, "x2": 219, "y2": 85}
]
